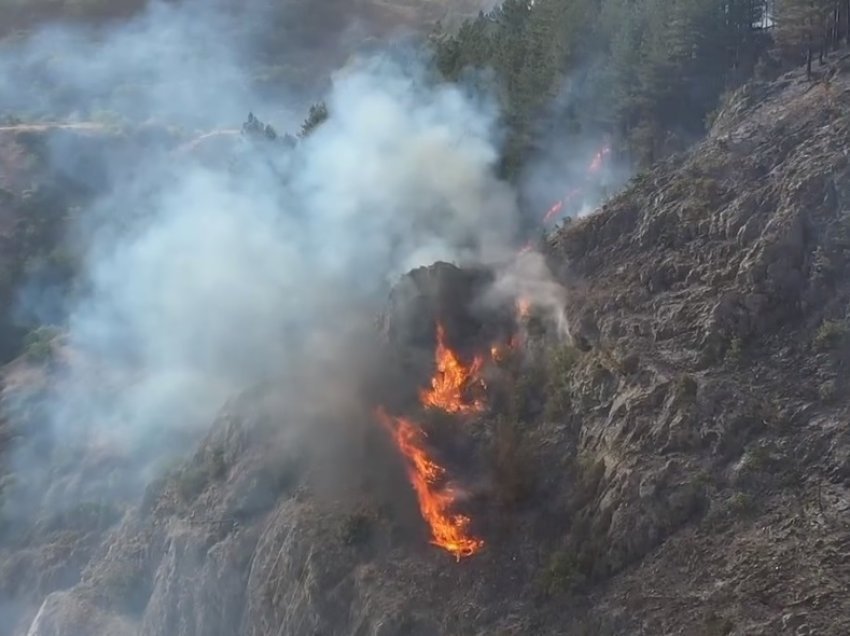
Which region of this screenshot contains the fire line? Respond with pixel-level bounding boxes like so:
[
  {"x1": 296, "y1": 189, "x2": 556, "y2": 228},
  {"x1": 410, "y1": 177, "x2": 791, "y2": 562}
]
[{"x1": 375, "y1": 407, "x2": 484, "y2": 560}]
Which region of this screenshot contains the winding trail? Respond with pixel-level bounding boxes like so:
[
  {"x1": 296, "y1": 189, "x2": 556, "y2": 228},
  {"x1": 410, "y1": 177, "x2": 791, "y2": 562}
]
[
  {"x1": 0, "y1": 122, "x2": 244, "y2": 156},
  {"x1": 0, "y1": 122, "x2": 106, "y2": 133}
]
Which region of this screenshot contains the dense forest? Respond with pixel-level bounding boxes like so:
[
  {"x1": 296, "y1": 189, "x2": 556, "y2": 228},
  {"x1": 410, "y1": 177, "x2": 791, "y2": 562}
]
[
  {"x1": 428, "y1": 0, "x2": 850, "y2": 176},
  {"x1": 6, "y1": 0, "x2": 850, "y2": 175}
]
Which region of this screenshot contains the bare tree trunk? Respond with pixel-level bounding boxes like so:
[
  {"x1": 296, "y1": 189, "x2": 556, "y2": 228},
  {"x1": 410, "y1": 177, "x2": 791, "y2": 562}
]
[
  {"x1": 833, "y1": 5, "x2": 840, "y2": 49},
  {"x1": 844, "y1": 0, "x2": 850, "y2": 44}
]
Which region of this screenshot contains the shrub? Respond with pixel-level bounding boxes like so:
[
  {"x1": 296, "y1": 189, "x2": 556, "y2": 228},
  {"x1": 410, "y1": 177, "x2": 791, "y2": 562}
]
[
  {"x1": 490, "y1": 417, "x2": 534, "y2": 507},
  {"x1": 544, "y1": 344, "x2": 580, "y2": 419},
  {"x1": 510, "y1": 358, "x2": 546, "y2": 420},
  {"x1": 700, "y1": 610, "x2": 734, "y2": 636},
  {"x1": 339, "y1": 511, "x2": 374, "y2": 546},
  {"x1": 813, "y1": 319, "x2": 849, "y2": 352},
  {"x1": 724, "y1": 337, "x2": 743, "y2": 364},
  {"x1": 819, "y1": 379, "x2": 839, "y2": 403},
  {"x1": 550, "y1": 344, "x2": 580, "y2": 377},
  {"x1": 300, "y1": 101, "x2": 329, "y2": 138},
  {"x1": 728, "y1": 492, "x2": 756, "y2": 517},
  {"x1": 745, "y1": 445, "x2": 773, "y2": 472},
  {"x1": 675, "y1": 374, "x2": 698, "y2": 400},
  {"x1": 539, "y1": 549, "x2": 585, "y2": 596},
  {"x1": 23, "y1": 326, "x2": 60, "y2": 361}
]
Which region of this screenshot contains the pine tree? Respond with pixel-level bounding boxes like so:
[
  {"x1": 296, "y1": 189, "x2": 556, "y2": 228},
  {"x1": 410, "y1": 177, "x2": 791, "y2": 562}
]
[
  {"x1": 775, "y1": 0, "x2": 834, "y2": 75},
  {"x1": 300, "y1": 102, "x2": 329, "y2": 138}
]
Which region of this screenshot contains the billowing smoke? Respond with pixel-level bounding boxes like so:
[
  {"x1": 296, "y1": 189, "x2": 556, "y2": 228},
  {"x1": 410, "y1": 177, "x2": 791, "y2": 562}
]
[
  {"x1": 0, "y1": 1, "x2": 290, "y2": 129},
  {"x1": 0, "y1": 0, "x2": 530, "y2": 525},
  {"x1": 518, "y1": 72, "x2": 631, "y2": 228},
  {"x1": 485, "y1": 249, "x2": 570, "y2": 340}
]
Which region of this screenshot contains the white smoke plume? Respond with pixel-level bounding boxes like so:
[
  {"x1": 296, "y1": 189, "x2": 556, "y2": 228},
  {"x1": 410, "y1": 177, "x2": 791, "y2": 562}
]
[{"x1": 0, "y1": 0, "x2": 526, "y2": 518}]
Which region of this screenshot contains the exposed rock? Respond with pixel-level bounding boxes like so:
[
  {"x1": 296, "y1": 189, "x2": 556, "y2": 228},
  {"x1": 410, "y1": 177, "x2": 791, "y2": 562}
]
[{"x1": 10, "y1": 59, "x2": 850, "y2": 636}]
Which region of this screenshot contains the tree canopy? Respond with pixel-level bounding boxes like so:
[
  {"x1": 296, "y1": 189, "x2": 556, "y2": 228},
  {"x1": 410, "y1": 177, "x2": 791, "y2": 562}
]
[{"x1": 431, "y1": 0, "x2": 781, "y2": 175}]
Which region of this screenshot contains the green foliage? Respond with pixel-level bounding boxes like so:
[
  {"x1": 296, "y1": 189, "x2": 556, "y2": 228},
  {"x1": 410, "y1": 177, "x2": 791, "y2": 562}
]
[
  {"x1": 704, "y1": 489, "x2": 759, "y2": 530},
  {"x1": 725, "y1": 336, "x2": 743, "y2": 364},
  {"x1": 813, "y1": 319, "x2": 849, "y2": 352},
  {"x1": 818, "y1": 378, "x2": 839, "y2": 403},
  {"x1": 300, "y1": 101, "x2": 329, "y2": 138},
  {"x1": 490, "y1": 417, "x2": 535, "y2": 506},
  {"x1": 544, "y1": 344, "x2": 580, "y2": 419},
  {"x1": 539, "y1": 549, "x2": 586, "y2": 595},
  {"x1": 432, "y1": 0, "x2": 771, "y2": 172},
  {"x1": 728, "y1": 491, "x2": 756, "y2": 516},
  {"x1": 23, "y1": 326, "x2": 60, "y2": 361},
  {"x1": 774, "y1": 0, "x2": 836, "y2": 74}
]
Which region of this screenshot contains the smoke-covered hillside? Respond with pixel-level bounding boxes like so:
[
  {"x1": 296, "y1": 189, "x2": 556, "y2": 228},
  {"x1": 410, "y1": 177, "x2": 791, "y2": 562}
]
[
  {"x1": 3, "y1": 0, "x2": 850, "y2": 635},
  {"x1": 0, "y1": 0, "x2": 494, "y2": 104}
]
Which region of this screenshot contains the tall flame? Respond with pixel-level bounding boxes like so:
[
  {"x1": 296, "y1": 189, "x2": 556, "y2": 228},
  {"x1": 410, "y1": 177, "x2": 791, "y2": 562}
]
[
  {"x1": 376, "y1": 408, "x2": 484, "y2": 560},
  {"x1": 419, "y1": 322, "x2": 485, "y2": 414}
]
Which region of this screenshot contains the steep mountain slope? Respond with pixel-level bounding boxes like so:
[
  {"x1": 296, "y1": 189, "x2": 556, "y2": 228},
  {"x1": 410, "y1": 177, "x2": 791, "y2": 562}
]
[{"x1": 6, "y1": 59, "x2": 850, "y2": 636}]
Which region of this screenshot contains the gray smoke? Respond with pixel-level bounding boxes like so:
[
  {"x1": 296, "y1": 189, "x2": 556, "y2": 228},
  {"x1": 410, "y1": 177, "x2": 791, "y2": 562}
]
[{"x1": 0, "y1": 0, "x2": 526, "y2": 519}]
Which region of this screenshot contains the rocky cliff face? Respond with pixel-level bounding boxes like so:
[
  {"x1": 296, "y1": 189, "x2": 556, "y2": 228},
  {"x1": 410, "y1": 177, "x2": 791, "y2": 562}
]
[{"x1": 6, "y1": 59, "x2": 850, "y2": 636}]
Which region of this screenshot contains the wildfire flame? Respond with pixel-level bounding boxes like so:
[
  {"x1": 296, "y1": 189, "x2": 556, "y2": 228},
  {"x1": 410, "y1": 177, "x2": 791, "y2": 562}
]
[
  {"x1": 542, "y1": 141, "x2": 612, "y2": 226},
  {"x1": 491, "y1": 334, "x2": 521, "y2": 363},
  {"x1": 375, "y1": 319, "x2": 528, "y2": 560},
  {"x1": 419, "y1": 322, "x2": 485, "y2": 414},
  {"x1": 588, "y1": 144, "x2": 611, "y2": 173},
  {"x1": 376, "y1": 408, "x2": 484, "y2": 560},
  {"x1": 542, "y1": 200, "x2": 563, "y2": 225},
  {"x1": 542, "y1": 187, "x2": 580, "y2": 225}
]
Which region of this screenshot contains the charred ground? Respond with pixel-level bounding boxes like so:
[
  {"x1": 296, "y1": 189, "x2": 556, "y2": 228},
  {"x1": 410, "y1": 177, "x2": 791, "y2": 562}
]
[{"x1": 3, "y1": 57, "x2": 850, "y2": 636}]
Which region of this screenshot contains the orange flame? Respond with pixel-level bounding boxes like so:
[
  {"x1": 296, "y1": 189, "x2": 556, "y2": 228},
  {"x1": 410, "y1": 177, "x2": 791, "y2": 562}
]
[
  {"x1": 542, "y1": 187, "x2": 580, "y2": 225},
  {"x1": 541, "y1": 141, "x2": 612, "y2": 225},
  {"x1": 490, "y1": 342, "x2": 507, "y2": 363},
  {"x1": 542, "y1": 200, "x2": 564, "y2": 225},
  {"x1": 419, "y1": 323, "x2": 485, "y2": 414},
  {"x1": 491, "y1": 334, "x2": 521, "y2": 363},
  {"x1": 376, "y1": 408, "x2": 484, "y2": 560}
]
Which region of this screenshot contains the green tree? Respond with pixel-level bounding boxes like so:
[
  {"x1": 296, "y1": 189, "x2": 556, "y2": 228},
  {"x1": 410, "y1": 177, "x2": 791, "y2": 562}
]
[
  {"x1": 299, "y1": 101, "x2": 329, "y2": 138},
  {"x1": 775, "y1": 0, "x2": 834, "y2": 75}
]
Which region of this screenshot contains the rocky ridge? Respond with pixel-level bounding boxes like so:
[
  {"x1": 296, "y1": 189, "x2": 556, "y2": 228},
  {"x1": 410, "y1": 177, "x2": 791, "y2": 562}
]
[{"x1": 4, "y1": 59, "x2": 850, "y2": 635}]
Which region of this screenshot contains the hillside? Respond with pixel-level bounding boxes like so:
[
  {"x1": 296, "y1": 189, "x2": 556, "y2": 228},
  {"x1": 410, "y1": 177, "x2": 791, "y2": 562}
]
[
  {"x1": 2, "y1": 54, "x2": 850, "y2": 636},
  {"x1": 0, "y1": 0, "x2": 491, "y2": 103}
]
